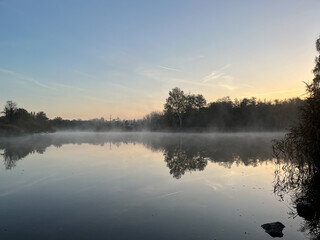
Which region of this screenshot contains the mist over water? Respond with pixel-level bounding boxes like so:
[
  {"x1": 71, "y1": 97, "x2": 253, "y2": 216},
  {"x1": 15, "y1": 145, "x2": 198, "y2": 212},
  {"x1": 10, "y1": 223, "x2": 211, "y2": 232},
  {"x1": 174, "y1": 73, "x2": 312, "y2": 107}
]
[
  {"x1": 0, "y1": 132, "x2": 308, "y2": 239},
  {"x1": 0, "y1": 131, "x2": 284, "y2": 171}
]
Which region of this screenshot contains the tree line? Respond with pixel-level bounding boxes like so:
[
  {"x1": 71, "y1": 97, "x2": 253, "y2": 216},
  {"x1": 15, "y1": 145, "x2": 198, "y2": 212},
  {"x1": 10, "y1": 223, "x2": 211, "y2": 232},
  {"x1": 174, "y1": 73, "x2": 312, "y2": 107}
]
[
  {"x1": 0, "y1": 101, "x2": 139, "y2": 134},
  {"x1": 0, "y1": 101, "x2": 54, "y2": 135},
  {"x1": 0, "y1": 92, "x2": 303, "y2": 135},
  {"x1": 143, "y1": 88, "x2": 303, "y2": 131}
]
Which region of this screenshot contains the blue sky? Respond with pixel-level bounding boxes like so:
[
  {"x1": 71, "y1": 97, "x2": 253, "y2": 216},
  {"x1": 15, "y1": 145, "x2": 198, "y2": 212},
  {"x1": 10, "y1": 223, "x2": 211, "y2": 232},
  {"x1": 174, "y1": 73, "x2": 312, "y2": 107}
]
[{"x1": 1, "y1": 0, "x2": 320, "y2": 119}]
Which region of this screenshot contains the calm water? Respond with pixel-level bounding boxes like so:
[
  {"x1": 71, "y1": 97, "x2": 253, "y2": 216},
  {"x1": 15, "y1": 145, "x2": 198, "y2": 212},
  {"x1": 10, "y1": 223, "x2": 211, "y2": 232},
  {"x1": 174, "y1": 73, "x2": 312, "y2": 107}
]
[{"x1": 0, "y1": 132, "x2": 308, "y2": 239}]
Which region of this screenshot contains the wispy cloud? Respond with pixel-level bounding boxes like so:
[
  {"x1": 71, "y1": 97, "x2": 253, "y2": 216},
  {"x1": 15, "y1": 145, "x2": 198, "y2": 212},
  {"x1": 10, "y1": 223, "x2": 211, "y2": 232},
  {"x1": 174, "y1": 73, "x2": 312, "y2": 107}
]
[
  {"x1": 203, "y1": 72, "x2": 225, "y2": 83},
  {"x1": 0, "y1": 67, "x2": 89, "y2": 93},
  {"x1": 202, "y1": 64, "x2": 241, "y2": 91},
  {"x1": 219, "y1": 83, "x2": 238, "y2": 91},
  {"x1": 53, "y1": 82, "x2": 85, "y2": 92},
  {"x1": 202, "y1": 64, "x2": 231, "y2": 83},
  {"x1": 138, "y1": 69, "x2": 208, "y2": 87},
  {"x1": 0, "y1": 67, "x2": 56, "y2": 90},
  {"x1": 137, "y1": 64, "x2": 241, "y2": 91},
  {"x1": 157, "y1": 65, "x2": 180, "y2": 72},
  {"x1": 74, "y1": 69, "x2": 154, "y2": 99}
]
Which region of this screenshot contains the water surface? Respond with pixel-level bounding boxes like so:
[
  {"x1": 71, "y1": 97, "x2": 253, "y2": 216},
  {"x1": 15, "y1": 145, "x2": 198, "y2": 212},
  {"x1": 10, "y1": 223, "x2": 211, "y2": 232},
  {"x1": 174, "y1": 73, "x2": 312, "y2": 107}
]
[{"x1": 0, "y1": 132, "x2": 308, "y2": 239}]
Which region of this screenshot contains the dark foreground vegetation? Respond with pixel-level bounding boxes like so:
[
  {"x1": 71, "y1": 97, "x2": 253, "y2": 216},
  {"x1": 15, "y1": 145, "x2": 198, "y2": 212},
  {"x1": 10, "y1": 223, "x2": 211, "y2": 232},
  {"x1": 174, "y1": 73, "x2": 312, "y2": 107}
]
[
  {"x1": 1, "y1": 95, "x2": 303, "y2": 135},
  {"x1": 0, "y1": 101, "x2": 54, "y2": 135},
  {"x1": 273, "y1": 36, "x2": 320, "y2": 239}
]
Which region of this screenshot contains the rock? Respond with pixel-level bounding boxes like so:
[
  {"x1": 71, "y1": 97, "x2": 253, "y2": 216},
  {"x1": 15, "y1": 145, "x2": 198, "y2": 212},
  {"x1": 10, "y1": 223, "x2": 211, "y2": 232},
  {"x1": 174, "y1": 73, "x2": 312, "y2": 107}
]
[
  {"x1": 297, "y1": 202, "x2": 315, "y2": 220},
  {"x1": 261, "y1": 222, "x2": 285, "y2": 238}
]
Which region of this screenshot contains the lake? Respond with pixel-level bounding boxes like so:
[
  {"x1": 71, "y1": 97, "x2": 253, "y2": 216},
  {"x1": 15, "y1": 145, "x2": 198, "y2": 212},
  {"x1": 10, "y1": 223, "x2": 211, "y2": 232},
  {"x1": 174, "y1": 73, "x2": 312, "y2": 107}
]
[{"x1": 0, "y1": 132, "x2": 309, "y2": 239}]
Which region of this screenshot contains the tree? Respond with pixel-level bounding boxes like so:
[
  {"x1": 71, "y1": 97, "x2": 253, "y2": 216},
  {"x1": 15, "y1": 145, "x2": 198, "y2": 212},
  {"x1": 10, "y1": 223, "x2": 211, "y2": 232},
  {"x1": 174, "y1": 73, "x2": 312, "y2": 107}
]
[
  {"x1": 36, "y1": 111, "x2": 48, "y2": 121},
  {"x1": 164, "y1": 88, "x2": 208, "y2": 129},
  {"x1": 272, "y1": 36, "x2": 320, "y2": 240},
  {"x1": 186, "y1": 94, "x2": 207, "y2": 110},
  {"x1": 164, "y1": 87, "x2": 187, "y2": 128},
  {"x1": 313, "y1": 36, "x2": 320, "y2": 77},
  {"x1": 274, "y1": 35, "x2": 320, "y2": 167},
  {"x1": 143, "y1": 111, "x2": 164, "y2": 130},
  {"x1": 2, "y1": 101, "x2": 17, "y2": 122}
]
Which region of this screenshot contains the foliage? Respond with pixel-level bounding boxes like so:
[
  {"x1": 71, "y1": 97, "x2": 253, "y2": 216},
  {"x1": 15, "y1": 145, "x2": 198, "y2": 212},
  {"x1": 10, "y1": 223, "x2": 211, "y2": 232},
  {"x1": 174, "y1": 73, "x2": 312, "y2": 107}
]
[
  {"x1": 2, "y1": 101, "x2": 17, "y2": 122},
  {"x1": 0, "y1": 101, "x2": 54, "y2": 135},
  {"x1": 164, "y1": 87, "x2": 207, "y2": 129},
  {"x1": 274, "y1": 35, "x2": 320, "y2": 168},
  {"x1": 163, "y1": 90, "x2": 302, "y2": 131},
  {"x1": 273, "y1": 35, "x2": 320, "y2": 239},
  {"x1": 164, "y1": 87, "x2": 188, "y2": 128}
]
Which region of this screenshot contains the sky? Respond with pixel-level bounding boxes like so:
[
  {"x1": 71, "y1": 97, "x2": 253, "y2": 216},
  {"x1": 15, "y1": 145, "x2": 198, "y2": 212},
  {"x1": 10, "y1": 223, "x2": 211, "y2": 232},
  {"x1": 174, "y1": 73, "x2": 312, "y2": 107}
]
[{"x1": 1, "y1": 0, "x2": 320, "y2": 120}]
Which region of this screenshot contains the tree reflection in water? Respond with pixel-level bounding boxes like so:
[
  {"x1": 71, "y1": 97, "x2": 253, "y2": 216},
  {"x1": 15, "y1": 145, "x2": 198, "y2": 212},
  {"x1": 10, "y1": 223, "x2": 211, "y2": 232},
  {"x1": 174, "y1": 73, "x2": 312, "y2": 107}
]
[
  {"x1": 274, "y1": 146, "x2": 320, "y2": 239},
  {"x1": 160, "y1": 134, "x2": 276, "y2": 179},
  {"x1": 0, "y1": 132, "x2": 279, "y2": 176},
  {"x1": 0, "y1": 136, "x2": 48, "y2": 169},
  {"x1": 163, "y1": 144, "x2": 207, "y2": 179}
]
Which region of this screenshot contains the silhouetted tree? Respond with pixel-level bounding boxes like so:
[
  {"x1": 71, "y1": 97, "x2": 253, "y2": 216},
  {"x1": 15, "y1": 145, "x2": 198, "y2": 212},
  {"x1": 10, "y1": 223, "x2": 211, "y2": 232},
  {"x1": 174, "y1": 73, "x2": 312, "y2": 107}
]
[
  {"x1": 273, "y1": 35, "x2": 320, "y2": 240},
  {"x1": 36, "y1": 111, "x2": 48, "y2": 121},
  {"x1": 143, "y1": 112, "x2": 165, "y2": 130},
  {"x1": 274, "y1": 35, "x2": 320, "y2": 167},
  {"x1": 0, "y1": 101, "x2": 54, "y2": 134},
  {"x1": 186, "y1": 94, "x2": 207, "y2": 110},
  {"x1": 164, "y1": 87, "x2": 187, "y2": 128},
  {"x1": 2, "y1": 101, "x2": 17, "y2": 122}
]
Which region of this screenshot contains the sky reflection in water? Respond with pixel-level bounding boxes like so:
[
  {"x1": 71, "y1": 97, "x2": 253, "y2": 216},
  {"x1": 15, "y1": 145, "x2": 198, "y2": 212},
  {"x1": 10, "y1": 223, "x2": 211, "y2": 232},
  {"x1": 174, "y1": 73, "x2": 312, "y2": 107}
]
[{"x1": 0, "y1": 132, "x2": 307, "y2": 239}]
